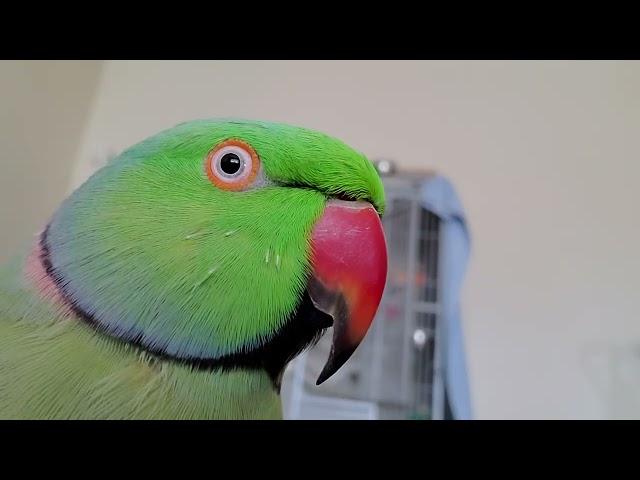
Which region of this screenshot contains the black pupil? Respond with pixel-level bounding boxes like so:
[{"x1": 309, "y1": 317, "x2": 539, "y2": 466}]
[{"x1": 220, "y1": 153, "x2": 242, "y2": 175}]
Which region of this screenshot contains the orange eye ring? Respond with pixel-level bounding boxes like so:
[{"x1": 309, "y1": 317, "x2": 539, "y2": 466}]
[{"x1": 205, "y1": 139, "x2": 260, "y2": 191}]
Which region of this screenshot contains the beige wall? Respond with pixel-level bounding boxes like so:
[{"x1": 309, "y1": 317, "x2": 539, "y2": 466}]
[
  {"x1": 0, "y1": 61, "x2": 103, "y2": 263},
  {"x1": 41, "y1": 61, "x2": 640, "y2": 418}
]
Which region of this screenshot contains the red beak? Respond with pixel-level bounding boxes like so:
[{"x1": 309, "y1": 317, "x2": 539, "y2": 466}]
[{"x1": 308, "y1": 199, "x2": 388, "y2": 385}]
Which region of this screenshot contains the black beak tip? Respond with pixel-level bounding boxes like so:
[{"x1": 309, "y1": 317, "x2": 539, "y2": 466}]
[
  {"x1": 315, "y1": 343, "x2": 358, "y2": 386},
  {"x1": 315, "y1": 371, "x2": 330, "y2": 386},
  {"x1": 315, "y1": 361, "x2": 335, "y2": 385}
]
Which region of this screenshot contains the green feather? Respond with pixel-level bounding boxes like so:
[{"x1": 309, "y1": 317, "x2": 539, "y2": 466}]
[
  {"x1": 0, "y1": 254, "x2": 280, "y2": 419},
  {"x1": 0, "y1": 119, "x2": 385, "y2": 419}
]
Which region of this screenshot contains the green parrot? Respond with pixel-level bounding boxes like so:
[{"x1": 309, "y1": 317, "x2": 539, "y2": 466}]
[{"x1": 0, "y1": 119, "x2": 388, "y2": 419}]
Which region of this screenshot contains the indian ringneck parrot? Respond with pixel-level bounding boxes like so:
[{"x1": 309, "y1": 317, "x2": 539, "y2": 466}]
[{"x1": 0, "y1": 119, "x2": 388, "y2": 419}]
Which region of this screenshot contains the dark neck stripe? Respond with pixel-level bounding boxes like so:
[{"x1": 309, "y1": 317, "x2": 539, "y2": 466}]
[{"x1": 39, "y1": 225, "x2": 331, "y2": 391}]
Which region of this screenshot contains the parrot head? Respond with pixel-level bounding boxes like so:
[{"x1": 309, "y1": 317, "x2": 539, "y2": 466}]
[{"x1": 42, "y1": 119, "x2": 387, "y2": 388}]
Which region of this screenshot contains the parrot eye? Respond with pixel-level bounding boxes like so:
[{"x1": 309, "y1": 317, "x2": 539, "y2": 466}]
[
  {"x1": 220, "y1": 153, "x2": 242, "y2": 175},
  {"x1": 205, "y1": 139, "x2": 260, "y2": 191}
]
